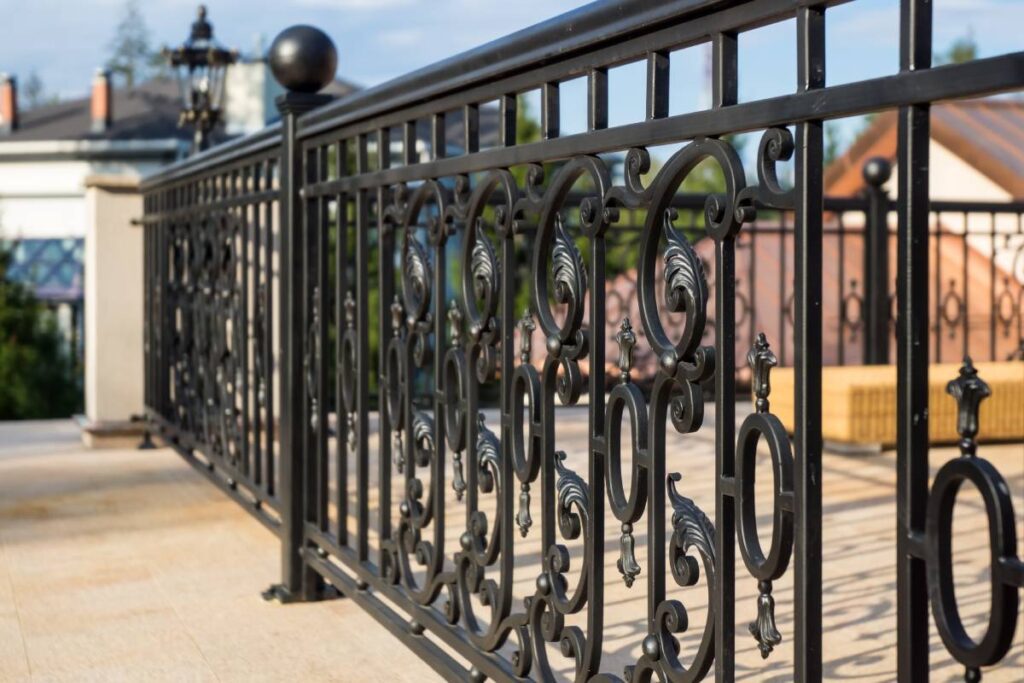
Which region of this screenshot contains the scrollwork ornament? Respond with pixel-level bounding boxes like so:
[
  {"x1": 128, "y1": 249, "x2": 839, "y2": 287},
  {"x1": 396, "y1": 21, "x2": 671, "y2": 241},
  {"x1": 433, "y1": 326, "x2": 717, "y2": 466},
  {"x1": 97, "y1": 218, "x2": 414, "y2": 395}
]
[
  {"x1": 736, "y1": 126, "x2": 796, "y2": 214},
  {"x1": 554, "y1": 450, "x2": 588, "y2": 541},
  {"x1": 411, "y1": 410, "x2": 434, "y2": 468},
  {"x1": 469, "y1": 217, "x2": 500, "y2": 325},
  {"x1": 552, "y1": 213, "x2": 588, "y2": 345},
  {"x1": 476, "y1": 413, "x2": 500, "y2": 495},
  {"x1": 401, "y1": 229, "x2": 432, "y2": 327}
]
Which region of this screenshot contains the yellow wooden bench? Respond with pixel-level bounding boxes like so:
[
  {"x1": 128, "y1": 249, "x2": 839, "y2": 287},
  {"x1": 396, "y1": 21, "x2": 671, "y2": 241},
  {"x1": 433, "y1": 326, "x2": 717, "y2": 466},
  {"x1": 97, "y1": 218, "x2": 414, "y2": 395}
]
[{"x1": 768, "y1": 361, "x2": 1024, "y2": 450}]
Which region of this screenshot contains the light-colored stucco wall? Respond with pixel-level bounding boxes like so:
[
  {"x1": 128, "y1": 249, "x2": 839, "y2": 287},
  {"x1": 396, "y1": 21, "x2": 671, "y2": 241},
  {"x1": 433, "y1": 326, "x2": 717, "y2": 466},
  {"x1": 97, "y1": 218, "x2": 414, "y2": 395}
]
[
  {"x1": 876, "y1": 139, "x2": 1018, "y2": 279},
  {"x1": 224, "y1": 61, "x2": 284, "y2": 137},
  {"x1": 0, "y1": 156, "x2": 167, "y2": 239},
  {"x1": 84, "y1": 178, "x2": 143, "y2": 424}
]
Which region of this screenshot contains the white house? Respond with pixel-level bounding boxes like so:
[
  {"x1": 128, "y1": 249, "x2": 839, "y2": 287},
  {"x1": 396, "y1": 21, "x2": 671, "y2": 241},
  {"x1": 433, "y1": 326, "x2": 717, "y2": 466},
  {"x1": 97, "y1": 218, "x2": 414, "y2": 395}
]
[{"x1": 0, "y1": 58, "x2": 356, "y2": 442}]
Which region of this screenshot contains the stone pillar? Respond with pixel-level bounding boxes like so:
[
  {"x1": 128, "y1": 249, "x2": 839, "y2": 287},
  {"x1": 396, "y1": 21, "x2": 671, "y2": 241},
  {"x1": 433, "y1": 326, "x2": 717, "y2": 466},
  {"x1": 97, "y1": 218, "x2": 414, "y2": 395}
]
[{"x1": 79, "y1": 175, "x2": 145, "y2": 448}]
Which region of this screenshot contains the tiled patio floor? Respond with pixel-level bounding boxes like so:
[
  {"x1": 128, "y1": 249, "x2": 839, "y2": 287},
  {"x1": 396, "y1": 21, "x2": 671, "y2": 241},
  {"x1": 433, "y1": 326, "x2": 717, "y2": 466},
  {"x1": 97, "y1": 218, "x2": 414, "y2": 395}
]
[{"x1": 0, "y1": 417, "x2": 1020, "y2": 681}]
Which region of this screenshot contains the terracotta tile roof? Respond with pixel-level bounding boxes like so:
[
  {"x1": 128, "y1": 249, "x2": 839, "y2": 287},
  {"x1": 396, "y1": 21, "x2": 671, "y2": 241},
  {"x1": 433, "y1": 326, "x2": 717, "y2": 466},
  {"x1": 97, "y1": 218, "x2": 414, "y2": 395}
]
[{"x1": 824, "y1": 99, "x2": 1024, "y2": 199}]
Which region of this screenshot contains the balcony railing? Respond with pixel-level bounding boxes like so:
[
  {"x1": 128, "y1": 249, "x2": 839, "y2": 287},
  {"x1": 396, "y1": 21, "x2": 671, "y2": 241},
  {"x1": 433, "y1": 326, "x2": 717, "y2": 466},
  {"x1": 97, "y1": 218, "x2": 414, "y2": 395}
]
[{"x1": 140, "y1": 1, "x2": 1024, "y2": 680}]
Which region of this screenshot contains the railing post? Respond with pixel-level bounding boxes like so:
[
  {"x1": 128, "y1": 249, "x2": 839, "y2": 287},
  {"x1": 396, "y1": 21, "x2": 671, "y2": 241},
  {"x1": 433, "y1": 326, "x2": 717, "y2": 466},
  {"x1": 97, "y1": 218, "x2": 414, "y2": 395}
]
[
  {"x1": 862, "y1": 157, "x2": 892, "y2": 364},
  {"x1": 264, "y1": 25, "x2": 337, "y2": 603}
]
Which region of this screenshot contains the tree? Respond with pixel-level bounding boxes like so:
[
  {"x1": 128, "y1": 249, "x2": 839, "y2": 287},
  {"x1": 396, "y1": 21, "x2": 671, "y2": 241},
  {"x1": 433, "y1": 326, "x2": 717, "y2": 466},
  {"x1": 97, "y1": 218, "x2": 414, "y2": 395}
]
[
  {"x1": 105, "y1": 0, "x2": 156, "y2": 88},
  {"x1": 21, "y1": 71, "x2": 58, "y2": 110},
  {"x1": 0, "y1": 243, "x2": 81, "y2": 418},
  {"x1": 937, "y1": 30, "x2": 977, "y2": 66}
]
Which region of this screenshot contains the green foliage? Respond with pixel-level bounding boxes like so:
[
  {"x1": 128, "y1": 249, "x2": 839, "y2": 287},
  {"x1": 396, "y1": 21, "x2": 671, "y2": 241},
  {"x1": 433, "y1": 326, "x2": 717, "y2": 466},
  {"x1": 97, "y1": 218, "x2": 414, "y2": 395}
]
[
  {"x1": 0, "y1": 245, "x2": 81, "y2": 419},
  {"x1": 937, "y1": 30, "x2": 977, "y2": 66},
  {"x1": 824, "y1": 124, "x2": 843, "y2": 167},
  {"x1": 516, "y1": 98, "x2": 542, "y2": 145}
]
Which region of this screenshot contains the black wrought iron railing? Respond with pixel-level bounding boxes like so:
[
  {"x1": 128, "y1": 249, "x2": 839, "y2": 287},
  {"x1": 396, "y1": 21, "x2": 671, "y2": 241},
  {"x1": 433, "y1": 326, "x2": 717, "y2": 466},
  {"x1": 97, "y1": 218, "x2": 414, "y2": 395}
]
[{"x1": 141, "y1": 1, "x2": 1024, "y2": 680}]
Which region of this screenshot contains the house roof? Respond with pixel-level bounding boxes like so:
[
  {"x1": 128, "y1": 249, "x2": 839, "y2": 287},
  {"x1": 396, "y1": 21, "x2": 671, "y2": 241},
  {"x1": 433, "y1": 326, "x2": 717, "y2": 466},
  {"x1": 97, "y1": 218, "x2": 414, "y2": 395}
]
[
  {"x1": 824, "y1": 99, "x2": 1024, "y2": 199},
  {"x1": 3, "y1": 78, "x2": 191, "y2": 143},
  {"x1": 2, "y1": 73, "x2": 362, "y2": 145}
]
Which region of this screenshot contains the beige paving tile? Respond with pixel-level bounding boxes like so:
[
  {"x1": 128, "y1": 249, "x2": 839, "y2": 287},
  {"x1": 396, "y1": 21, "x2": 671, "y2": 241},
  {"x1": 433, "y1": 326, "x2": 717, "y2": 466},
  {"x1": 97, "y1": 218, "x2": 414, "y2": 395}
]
[{"x1": 0, "y1": 418, "x2": 1021, "y2": 681}]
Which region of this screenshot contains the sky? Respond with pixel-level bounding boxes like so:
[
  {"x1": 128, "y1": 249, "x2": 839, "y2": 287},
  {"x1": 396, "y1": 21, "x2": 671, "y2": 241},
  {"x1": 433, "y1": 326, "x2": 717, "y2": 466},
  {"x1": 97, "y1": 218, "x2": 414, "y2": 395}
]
[{"x1": 0, "y1": 0, "x2": 1020, "y2": 153}]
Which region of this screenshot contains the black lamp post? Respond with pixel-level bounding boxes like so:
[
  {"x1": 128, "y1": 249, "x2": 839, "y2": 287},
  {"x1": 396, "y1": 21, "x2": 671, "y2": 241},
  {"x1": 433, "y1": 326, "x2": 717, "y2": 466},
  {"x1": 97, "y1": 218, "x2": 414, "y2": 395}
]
[{"x1": 164, "y1": 5, "x2": 237, "y2": 153}]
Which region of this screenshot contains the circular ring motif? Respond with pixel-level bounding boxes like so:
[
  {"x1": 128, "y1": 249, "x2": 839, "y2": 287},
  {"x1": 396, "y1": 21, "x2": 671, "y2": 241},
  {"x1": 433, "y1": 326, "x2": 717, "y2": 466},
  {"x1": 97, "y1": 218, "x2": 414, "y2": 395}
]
[
  {"x1": 735, "y1": 411, "x2": 794, "y2": 581},
  {"x1": 925, "y1": 456, "x2": 1021, "y2": 668}
]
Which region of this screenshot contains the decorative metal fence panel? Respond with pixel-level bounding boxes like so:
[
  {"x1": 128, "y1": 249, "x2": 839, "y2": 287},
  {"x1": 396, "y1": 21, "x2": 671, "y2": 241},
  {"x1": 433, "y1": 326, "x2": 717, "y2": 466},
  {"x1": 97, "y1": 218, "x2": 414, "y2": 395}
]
[
  {"x1": 142, "y1": 1, "x2": 1024, "y2": 680},
  {"x1": 143, "y1": 126, "x2": 283, "y2": 530}
]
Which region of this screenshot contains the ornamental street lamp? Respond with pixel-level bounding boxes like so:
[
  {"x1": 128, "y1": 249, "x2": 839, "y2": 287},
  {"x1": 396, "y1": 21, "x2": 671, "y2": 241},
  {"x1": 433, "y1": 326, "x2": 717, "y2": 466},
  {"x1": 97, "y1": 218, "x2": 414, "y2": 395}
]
[{"x1": 163, "y1": 5, "x2": 237, "y2": 153}]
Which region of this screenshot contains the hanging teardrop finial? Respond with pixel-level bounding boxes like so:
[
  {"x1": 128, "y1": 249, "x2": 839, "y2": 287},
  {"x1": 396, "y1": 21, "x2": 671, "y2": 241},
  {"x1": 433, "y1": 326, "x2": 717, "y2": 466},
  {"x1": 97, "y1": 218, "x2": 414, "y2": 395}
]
[
  {"x1": 447, "y1": 300, "x2": 463, "y2": 344},
  {"x1": 749, "y1": 580, "x2": 782, "y2": 658},
  {"x1": 946, "y1": 356, "x2": 990, "y2": 457},
  {"x1": 344, "y1": 290, "x2": 355, "y2": 329},
  {"x1": 617, "y1": 522, "x2": 642, "y2": 588},
  {"x1": 517, "y1": 309, "x2": 535, "y2": 364},
  {"x1": 615, "y1": 317, "x2": 636, "y2": 383},
  {"x1": 748, "y1": 332, "x2": 777, "y2": 413},
  {"x1": 516, "y1": 483, "x2": 533, "y2": 538},
  {"x1": 390, "y1": 295, "x2": 404, "y2": 336}
]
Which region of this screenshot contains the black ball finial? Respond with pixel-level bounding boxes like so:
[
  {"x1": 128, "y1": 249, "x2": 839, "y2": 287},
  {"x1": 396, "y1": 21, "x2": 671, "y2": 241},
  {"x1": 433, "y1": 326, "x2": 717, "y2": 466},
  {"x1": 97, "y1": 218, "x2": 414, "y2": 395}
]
[
  {"x1": 269, "y1": 25, "x2": 337, "y2": 94},
  {"x1": 862, "y1": 156, "x2": 892, "y2": 187}
]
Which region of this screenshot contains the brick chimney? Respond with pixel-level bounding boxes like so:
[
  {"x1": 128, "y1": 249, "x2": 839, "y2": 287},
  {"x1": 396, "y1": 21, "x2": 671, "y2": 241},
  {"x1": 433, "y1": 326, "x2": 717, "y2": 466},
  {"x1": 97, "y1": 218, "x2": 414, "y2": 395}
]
[
  {"x1": 0, "y1": 74, "x2": 17, "y2": 134},
  {"x1": 91, "y1": 69, "x2": 112, "y2": 133}
]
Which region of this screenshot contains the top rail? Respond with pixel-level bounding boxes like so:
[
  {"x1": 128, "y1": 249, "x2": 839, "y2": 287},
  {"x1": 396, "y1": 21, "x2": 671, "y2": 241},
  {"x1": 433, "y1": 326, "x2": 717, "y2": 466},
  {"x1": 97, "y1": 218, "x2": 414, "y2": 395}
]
[
  {"x1": 296, "y1": 0, "x2": 754, "y2": 133},
  {"x1": 140, "y1": 121, "x2": 282, "y2": 190}
]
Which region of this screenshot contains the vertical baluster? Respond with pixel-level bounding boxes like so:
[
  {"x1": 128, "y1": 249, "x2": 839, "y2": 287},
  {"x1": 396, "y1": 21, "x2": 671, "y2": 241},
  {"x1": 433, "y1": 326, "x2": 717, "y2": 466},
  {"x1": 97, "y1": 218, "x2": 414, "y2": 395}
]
[
  {"x1": 838, "y1": 210, "x2": 847, "y2": 365},
  {"x1": 316, "y1": 145, "x2": 330, "y2": 533},
  {"x1": 499, "y1": 93, "x2": 517, "y2": 147},
  {"x1": 988, "y1": 213, "x2": 996, "y2": 360},
  {"x1": 1017, "y1": 215, "x2": 1023, "y2": 349},
  {"x1": 588, "y1": 65, "x2": 609, "y2": 674},
  {"x1": 646, "y1": 50, "x2": 669, "y2": 121},
  {"x1": 749, "y1": 226, "x2": 758, "y2": 352},
  {"x1": 144, "y1": 196, "x2": 150, "y2": 413},
  {"x1": 935, "y1": 213, "x2": 943, "y2": 360},
  {"x1": 358, "y1": 132, "x2": 373, "y2": 566},
  {"x1": 264, "y1": 158, "x2": 276, "y2": 497},
  {"x1": 644, "y1": 46, "x2": 670, "y2": 640},
  {"x1": 464, "y1": 103, "x2": 479, "y2": 154},
  {"x1": 240, "y1": 166, "x2": 251, "y2": 481},
  {"x1": 336, "y1": 139, "x2": 349, "y2": 546},
  {"x1": 300, "y1": 144, "x2": 324, "y2": 582},
  {"x1": 794, "y1": 5, "x2": 825, "y2": 679},
  {"x1": 711, "y1": 28, "x2": 737, "y2": 683},
  {"x1": 896, "y1": 0, "x2": 933, "y2": 678},
  {"x1": 962, "y1": 211, "x2": 970, "y2": 358},
  {"x1": 542, "y1": 81, "x2": 559, "y2": 140},
  {"x1": 780, "y1": 210, "x2": 788, "y2": 364},
  {"x1": 584, "y1": 72, "x2": 605, "y2": 135},
  {"x1": 252, "y1": 162, "x2": 263, "y2": 489},
  {"x1": 272, "y1": 86, "x2": 331, "y2": 603}
]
